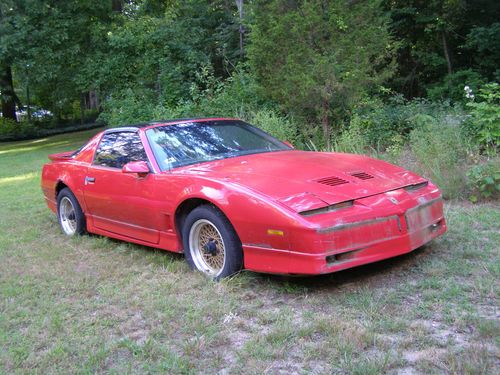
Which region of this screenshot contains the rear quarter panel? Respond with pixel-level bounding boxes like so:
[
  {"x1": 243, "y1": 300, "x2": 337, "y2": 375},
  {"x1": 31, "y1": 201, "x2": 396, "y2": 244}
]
[
  {"x1": 41, "y1": 163, "x2": 59, "y2": 212},
  {"x1": 41, "y1": 160, "x2": 89, "y2": 213},
  {"x1": 41, "y1": 134, "x2": 100, "y2": 214}
]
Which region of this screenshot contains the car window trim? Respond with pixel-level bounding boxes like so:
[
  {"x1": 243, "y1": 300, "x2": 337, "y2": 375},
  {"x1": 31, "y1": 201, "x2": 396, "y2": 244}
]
[{"x1": 92, "y1": 130, "x2": 154, "y2": 172}]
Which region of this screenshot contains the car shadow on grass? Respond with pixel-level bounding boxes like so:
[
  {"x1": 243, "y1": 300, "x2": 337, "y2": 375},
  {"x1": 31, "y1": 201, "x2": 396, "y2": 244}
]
[
  {"x1": 85, "y1": 230, "x2": 435, "y2": 294},
  {"x1": 251, "y1": 244, "x2": 434, "y2": 293},
  {"x1": 86, "y1": 233, "x2": 186, "y2": 264}
]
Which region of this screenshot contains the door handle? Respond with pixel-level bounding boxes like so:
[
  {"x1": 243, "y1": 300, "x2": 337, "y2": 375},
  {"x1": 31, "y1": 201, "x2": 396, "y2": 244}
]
[{"x1": 85, "y1": 176, "x2": 95, "y2": 185}]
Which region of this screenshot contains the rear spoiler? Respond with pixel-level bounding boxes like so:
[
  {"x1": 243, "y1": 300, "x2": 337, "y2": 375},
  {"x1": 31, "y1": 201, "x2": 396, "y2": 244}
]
[{"x1": 48, "y1": 151, "x2": 74, "y2": 161}]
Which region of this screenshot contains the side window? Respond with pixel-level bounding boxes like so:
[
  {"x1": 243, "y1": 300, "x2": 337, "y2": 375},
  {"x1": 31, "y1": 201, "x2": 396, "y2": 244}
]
[{"x1": 94, "y1": 132, "x2": 147, "y2": 169}]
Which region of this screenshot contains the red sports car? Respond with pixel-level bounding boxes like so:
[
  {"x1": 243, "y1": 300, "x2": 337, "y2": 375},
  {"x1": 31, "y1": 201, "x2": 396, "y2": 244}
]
[{"x1": 41, "y1": 118, "x2": 446, "y2": 279}]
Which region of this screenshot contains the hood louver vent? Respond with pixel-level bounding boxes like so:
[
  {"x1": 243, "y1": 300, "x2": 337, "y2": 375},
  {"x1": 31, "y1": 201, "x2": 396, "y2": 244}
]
[
  {"x1": 350, "y1": 171, "x2": 374, "y2": 180},
  {"x1": 316, "y1": 176, "x2": 349, "y2": 187}
]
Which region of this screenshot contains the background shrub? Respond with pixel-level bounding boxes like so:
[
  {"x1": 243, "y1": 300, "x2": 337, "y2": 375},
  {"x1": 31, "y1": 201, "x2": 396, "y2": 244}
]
[
  {"x1": 427, "y1": 69, "x2": 486, "y2": 103},
  {"x1": 0, "y1": 118, "x2": 18, "y2": 138},
  {"x1": 99, "y1": 69, "x2": 269, "y2": 127},
  {"x1": 0, "y1": 117, "x2": 102, "y2": 141},
  {"x1": 465, "y1": 82, "x2": 500, "y2": 153},
  {"x1": 0, "y1": 118, "x2": 37, "y2": 140},
  {"x1": 246, "y1": 109, "x2": 304, "y2": 148},
  {"x1": 409, "y1": 121, "x2": 472, "y2": 199},
  {"x1": 466, "y1": 158, "x2": 500, "y2": 202},
  {"x1": 98, "y1": 88, "x2": 159, "y2": 127},
  {"x1": 349, "y1": 97, "x2": 467, "y2": 152},
  {"x1": 332, "y1": 116, "x2": 369, "y2": 154}
]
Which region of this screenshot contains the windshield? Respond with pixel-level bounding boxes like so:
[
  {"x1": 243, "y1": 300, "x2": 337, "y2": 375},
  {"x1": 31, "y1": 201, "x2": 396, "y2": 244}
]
[{"x1": 146, "y1": 120, "x2": 291, "y2": 170}]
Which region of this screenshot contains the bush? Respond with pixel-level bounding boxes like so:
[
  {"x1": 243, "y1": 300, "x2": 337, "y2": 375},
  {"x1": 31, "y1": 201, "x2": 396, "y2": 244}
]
[
  {"x1": 0, "y1": 118, "x2": 18, "y2": 138},
  {"x1": 349, "y1": 97, "x2": 467, "y2": 152},
  {"x1": 466, "y1": 158, "x2": 500, "y2": 202},
  {"x1": 99, "y1": 69, "x2": 269, "y2": 127},
  {"x1": 0, "y1": 118, "x2": 37, "y2": 140},
  {"x1": 409, "y1": 121, "x2": 472, "y2": 199},
  {"x1": 186, "y1": 68, "x2": 266, "y2": 119},
  {"x1": 246, "y1": 109, "x2": 304, "y2": 148},
  {"x1": 98, "y1": 88, "x2": 159, "y2": 127},
  {"x1": 465, "y1": 82, "x2": 500, "y2": 153},
  {"x1": 98, "y1": 68, "x2": 313, "y2": 149},
  {"x1": 0, "y1": 118, "x2": 103, "y2": 141},
  {"x1": 427, "y1": 69, "x2": 486, "y2": 103},
  {"x1": 332, "y1": 116, "x2": 369, "y2": 154}
]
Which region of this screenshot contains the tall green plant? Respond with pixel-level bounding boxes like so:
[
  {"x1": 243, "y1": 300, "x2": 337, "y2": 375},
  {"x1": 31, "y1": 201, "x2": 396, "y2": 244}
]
[
  {"x1": 248, "y1": 0, "x2": 395, "y2": 149},
  {"x1": 410, "y1": 121, "x2": 471, "y2": 199},
  {"x1": 466, "y1": 82, "x2": 500, "y2": 153}
]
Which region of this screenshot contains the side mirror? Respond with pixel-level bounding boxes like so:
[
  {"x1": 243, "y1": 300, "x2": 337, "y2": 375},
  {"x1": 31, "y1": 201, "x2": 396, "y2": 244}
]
[
  {"x1": 122, "y1": 161, "x2": 150, "y2": 177},
  {"x1": 283, "y1": 140, "x2": 294, "y2": 149}
]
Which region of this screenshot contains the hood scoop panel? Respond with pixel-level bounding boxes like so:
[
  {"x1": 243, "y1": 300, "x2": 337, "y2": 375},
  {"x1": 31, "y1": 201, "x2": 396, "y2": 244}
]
[
  {"x1": 315, "y1": 171, "x2": 375, "y2": 188},
  {"x1": 350, "y1": 171, "x2": 374, "y2": 180},
  {"x1": 315, "y1": 176, "x2": 349, "y2": 187}
]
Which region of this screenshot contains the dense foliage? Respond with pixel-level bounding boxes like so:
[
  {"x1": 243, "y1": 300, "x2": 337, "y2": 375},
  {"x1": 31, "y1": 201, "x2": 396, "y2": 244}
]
[
  {"x1": 0, "y1": 0, "x2": 498, "y2": 200},
  {"x1": 248, "y1": 0, "x2": 395, "y2": 148}
]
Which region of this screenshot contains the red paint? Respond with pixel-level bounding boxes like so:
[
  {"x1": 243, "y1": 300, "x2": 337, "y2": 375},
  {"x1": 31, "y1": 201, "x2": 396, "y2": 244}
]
[{"x1": 41, "y1": 118, "x2": 447, "y2": 275}]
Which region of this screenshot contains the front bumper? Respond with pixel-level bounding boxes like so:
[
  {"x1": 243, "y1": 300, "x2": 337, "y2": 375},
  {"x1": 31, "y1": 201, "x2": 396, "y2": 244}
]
[{"x1": 243, "y1": 196, "x2": 446, "y2": 275}]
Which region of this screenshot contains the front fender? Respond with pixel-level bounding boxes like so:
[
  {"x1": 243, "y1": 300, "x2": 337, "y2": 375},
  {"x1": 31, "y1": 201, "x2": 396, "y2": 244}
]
[{"x1": 169, "y1": 176, "x2": 308, "y2": 251}]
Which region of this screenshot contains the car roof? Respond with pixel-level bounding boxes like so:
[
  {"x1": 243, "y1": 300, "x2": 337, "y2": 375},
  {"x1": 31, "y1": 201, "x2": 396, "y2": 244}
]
[{"x1": 104, "y1": 117, "x2": 238, "y2": 134}]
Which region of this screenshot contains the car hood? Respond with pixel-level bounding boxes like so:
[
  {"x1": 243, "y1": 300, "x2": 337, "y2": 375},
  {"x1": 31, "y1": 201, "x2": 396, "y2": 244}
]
[{"x1": 177, "y1": 150, "x2": 427, "y2": 212}]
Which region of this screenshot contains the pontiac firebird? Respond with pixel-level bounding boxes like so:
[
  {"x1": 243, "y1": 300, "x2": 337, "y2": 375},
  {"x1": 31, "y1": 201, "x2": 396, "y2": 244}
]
[{"x1": 41, "y1": 118, "x2": 446, "y2": 279}]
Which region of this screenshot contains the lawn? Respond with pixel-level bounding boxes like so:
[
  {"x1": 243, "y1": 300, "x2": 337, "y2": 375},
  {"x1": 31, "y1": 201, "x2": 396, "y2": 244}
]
[{"x1": 0, "y1": 129, "x2": 499, "y2": 374}]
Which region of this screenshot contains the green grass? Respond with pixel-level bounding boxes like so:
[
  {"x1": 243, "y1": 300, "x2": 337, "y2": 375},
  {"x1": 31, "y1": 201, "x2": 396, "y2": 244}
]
[{"x1": 1, "y1": 129, "x2": 499, "y2": 374}]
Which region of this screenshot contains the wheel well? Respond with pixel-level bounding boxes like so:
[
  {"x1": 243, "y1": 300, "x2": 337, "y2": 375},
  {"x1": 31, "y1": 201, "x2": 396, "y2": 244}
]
[
  {"x1": 55, "y1": 181, "x2": 68, "y2": 198},
  {"x1": 174, "y1": 198, "x2": 218, "y2": 240}
]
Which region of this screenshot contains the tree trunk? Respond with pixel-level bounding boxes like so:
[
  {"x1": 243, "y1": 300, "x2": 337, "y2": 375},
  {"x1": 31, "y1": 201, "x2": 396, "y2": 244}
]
[
  {"x1": 80, "y1": 94, "x2": 85, "y2": 125},
  {"x1": 26, "y1": 81, "x2": 31, "y2": 123},
  {"x1": 235, "y1": 0, "x2": 244, "y2": 56},
  {"x1": 321, "y1": 99, "x2": 331, "y2": 150},
  {"x1": 0, "y1": 65, "x2": 19, "y2": 122},
  {"x1": 112, "y1": 0, "x2": 123, "y2": 12},
  {"x1": 441, "y1": 32, "x2": 452, "y2": 75}
]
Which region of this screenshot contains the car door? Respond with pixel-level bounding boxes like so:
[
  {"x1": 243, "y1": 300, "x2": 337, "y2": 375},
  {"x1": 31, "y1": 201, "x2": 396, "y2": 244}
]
[{"x1": 82, "y1": 130, "x2": 160, "y2": 244}]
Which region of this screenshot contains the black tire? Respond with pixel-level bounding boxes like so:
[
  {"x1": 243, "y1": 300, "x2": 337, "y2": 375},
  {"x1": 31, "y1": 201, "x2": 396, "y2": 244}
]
[
  {"x1": 182, "y1": 205, "x2": 243, "y2": 280},
  {"x1": 57, "y1": 187, "x2": 86, "y2": 236}
]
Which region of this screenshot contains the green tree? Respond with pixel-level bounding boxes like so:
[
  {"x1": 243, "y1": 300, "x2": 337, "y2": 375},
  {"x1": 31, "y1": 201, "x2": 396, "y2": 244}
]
[
  {"x1": 0, "y1": 5, "x2": 22, "y2": 121},
  {"x1": 384, "y1": 0, "x2": 500, "y2": 98},
  {"x1": 248, "y1": 0, "x2": 395, "y2": 148},
  {"x1": 465, "y1": 23, "x2": 500, "y2": 81},
  {"x1": 0, "y1": 0, "x2": 112, "y2": 122},
  {"x1": 88, "y1": 0, "x2": 245, "y2": 115}
]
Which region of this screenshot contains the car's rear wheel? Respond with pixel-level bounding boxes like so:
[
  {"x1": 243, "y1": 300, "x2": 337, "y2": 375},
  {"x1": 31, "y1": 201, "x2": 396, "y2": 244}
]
[
  {"x1": 182, "y1": 205, "x2": 243, "y2": 280},
  {"x1": 57, "y1": 187, "x2": 86, "y2": 236}
]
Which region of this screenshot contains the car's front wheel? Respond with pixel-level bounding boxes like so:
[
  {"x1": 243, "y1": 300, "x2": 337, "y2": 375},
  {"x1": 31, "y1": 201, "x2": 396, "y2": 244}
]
[
  {"x1": 182, "y1": 205, "x2": 243, "y2": 280},
  {"x1": 57, "y1": 187, "x2": 86, "y2": 236}
]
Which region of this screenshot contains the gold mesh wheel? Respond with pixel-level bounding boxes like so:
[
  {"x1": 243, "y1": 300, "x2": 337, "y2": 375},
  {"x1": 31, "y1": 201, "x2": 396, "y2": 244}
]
[{"x1": 188, "y1": 219, "x2": 226, "y2": 276}]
